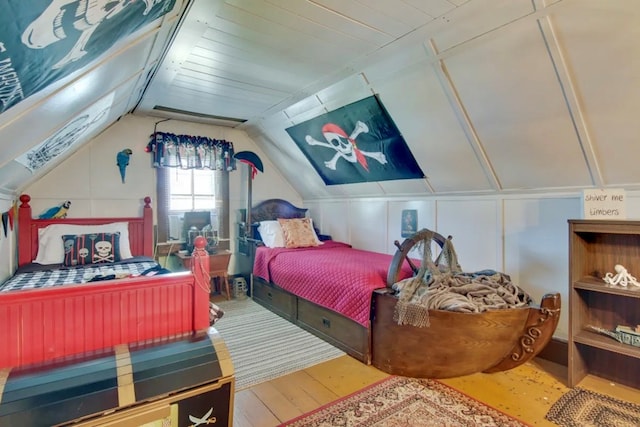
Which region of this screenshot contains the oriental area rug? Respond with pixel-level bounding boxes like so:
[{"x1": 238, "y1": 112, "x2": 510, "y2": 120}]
[
  {"x1": 545, "y1": 387, "x2": 640, "y2": 427},
  {"x1": 214, "y1": 298, "x2": 345, "y2": 390},
  {"x1": 280, "y1": 375, "x2": 529, "y2": 427}
]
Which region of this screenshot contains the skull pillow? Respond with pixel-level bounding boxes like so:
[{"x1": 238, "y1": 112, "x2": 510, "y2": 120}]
[{"x1": 62, "y1": 232, "x2": 121, "y2": 266}]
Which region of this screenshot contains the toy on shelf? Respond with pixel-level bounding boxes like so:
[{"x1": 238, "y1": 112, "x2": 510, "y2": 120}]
[
  {"x1": 587, "y1": 324, "x2": 640, "y2": 348},
  {"x1": 603, "y1": 264, "x2": 640, "y2": 287}
]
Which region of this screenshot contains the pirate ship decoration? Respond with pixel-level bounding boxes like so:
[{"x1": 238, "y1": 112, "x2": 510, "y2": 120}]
[{"x1": 587, "y1": 324, "x2": 640, "y2": 348}]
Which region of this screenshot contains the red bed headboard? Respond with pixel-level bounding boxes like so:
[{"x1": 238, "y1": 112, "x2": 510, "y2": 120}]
[{"x1": 17, "y1": 194, "x2": 154, "y2": 267}]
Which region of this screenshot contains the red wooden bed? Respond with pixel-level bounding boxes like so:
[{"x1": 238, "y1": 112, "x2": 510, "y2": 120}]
[
  {"x1": 249, "y1": 199, "x2": 561, "y2": 377},
  {"x1": 0, "y1": 194, "x2": 211, "y2": 369}
]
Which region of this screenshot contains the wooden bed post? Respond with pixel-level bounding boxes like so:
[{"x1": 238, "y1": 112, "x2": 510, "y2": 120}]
[
  {"x1": 191, "y1": 236, "x2": 212, "y2": 331},
  {"x1": 234, "y1": 151, "x2": 263, "y2": 237},
  {"x1": 142, "y1": 196, "x2": 153, "y2": 258},
  {"x1": 245, "y1": 166, "x2": 252, "y2": 235},
  {"x1": 18, "y1": 194, "x2": 33, "y2": 267}
]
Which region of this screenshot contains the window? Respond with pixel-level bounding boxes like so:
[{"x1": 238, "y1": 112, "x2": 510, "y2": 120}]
[
  {"x1": 164, "y1": 168, "x2": 217, "y2": 241},
  {"x1": 168, "y1": 168, "x2": 216, "y2": 211},
  {"x1": 156, "y1": 168, "x2": 229, "y2": 245}
]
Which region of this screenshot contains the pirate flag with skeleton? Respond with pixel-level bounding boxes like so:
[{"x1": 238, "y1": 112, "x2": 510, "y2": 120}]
[{"x1": 286, "y1": 95, "x2": 423, "y2": 185}]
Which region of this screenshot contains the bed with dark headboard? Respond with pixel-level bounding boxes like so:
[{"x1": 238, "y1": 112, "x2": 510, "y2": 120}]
[
  {"x1": 249, "y1": 198, "x2": 561, "y2": 378},
  {"x1": 0, "y1": 194, "x2": 210, "y2": 369},
  {"x1": 249, "y1": 198, "x2": 414, "y2": 363}
]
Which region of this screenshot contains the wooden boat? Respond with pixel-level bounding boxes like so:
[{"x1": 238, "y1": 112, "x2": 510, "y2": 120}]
[{"x1": 372, "y1": 229, "x2": 561, "y2": 378}]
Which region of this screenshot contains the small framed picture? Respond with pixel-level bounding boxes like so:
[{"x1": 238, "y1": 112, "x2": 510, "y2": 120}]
[{"x1": 401, "y1": 209, "x2": 417, "y2": 237}]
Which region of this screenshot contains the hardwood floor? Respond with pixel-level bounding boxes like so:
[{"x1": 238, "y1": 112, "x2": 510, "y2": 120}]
[{"x1": 231, "y1": 355, "x2": 640, "y2": 426}]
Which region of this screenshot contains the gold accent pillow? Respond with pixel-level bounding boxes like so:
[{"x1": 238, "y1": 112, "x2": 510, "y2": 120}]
[{"x1": 278, "y1": 218, "x2": 320, "y2": 248}]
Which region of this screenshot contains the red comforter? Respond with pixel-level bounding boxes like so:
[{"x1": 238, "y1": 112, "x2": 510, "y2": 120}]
[{"x1": 253, "y1": 241, "x2": 414, "y2": 326}]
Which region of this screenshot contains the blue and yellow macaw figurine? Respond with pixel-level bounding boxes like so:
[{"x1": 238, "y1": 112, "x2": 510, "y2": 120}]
[
  {"x1": 39, "y1": 200, "x2": 71, "y2": 219},
  {"x1": 116, "y1": 149, "x2": 133, "y2": 183}
]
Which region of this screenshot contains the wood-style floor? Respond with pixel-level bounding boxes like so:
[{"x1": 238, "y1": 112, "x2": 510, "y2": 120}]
[{"x1": 231, "y1": 354, "x2": 640, "y2": 427}]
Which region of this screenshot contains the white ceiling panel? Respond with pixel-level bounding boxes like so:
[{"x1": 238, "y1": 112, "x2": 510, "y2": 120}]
[
  {"x1": 402, "y1": 0, "x2": 457, "y2": 18},
  {"x1": 372, "y1": 60, "x2": 495, "y2": 193},
  {"x1": 314, "y1": 74, "x2": 371, "y2": 108},
  {"x1": 0, "y1": 37, "x2": 157, "y2": 169},
  {"x1": 431, "y1": 0, "x2": 534, "y2": 53},
  {"x1": 0, "y1": 86, "x2": 137, "y2": 193},
  {"x1": 4, "y1": 0, "x2": 638, "y2": 199},
  {"x1": 377, "y1": 179, "x2": 433, "y2": 196},
  {"x1": 442, "y1": 16, "x2": 592, "y2": 190},
  {"x1": 355, "y1": 0, "x2": 438, "y2": 28},
  {"x1": 137, "y1": 0, "x2": 462, "y2": 125},
  {"x1": 265, "y1": 0, "x2": 395, "y2": 45},
  {"x1": 549, "y1": 0, "x2": 640, "y2": 186}
]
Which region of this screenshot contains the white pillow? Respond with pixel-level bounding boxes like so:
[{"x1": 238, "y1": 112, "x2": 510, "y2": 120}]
[
  {"x1": 34, "y1": 222, "x2": 133, "y2": 264},
  {"x1": 257, "y1": 220, "x2": 285, "y2": 248},
  {"x1": 257, "y1": 219, "x2": 323, "y2": 248}
]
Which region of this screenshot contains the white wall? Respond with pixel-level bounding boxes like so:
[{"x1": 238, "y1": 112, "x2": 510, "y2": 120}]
[
  {"x1": 14, "y1": 114, "x2": 300, "y2": 278},
  {"x1": 306, "y1": 192, "x2": 640, "y2": 341},
  {"x1": 7, "y1": 112, "x2": 640, "y2": 341},
  {"x1": 9, "y1": 111, "x2": 640, "y2": 343}
]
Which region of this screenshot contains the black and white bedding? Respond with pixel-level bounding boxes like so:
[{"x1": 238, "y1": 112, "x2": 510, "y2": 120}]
[{"x1": 0, "y1": 257, "x2": 163, "y2": 292}]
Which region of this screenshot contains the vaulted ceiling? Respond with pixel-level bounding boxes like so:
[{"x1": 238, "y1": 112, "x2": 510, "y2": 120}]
[
  {"x1": 1, "y1": 0, "x2": 639, "y2": 199},
  {"x1": 136, "y1": 0, "x2": 471, "y2": 126}
]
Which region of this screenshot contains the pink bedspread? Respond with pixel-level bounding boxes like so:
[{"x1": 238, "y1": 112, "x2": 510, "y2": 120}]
[{"x1": 253, "y1": 241, "x2": 414, "y2": 326}]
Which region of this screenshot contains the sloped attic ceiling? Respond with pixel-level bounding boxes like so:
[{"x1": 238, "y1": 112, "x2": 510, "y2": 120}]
[
  {"x1": 0, "y1": 0, "x2": 187, "y2": 195},
  {"x1": 118, "y1": 0, "x2": 640, "y2": 199},
  {"x1": 1, "y1": 0, "x2": 639, "y2": 199}
]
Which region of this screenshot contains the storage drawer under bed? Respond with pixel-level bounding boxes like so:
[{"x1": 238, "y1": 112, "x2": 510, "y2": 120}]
[
  {"x1": 296, "y1": 298, "x2": 369, "y2": 362},
  {"x1": 252, "y1": 276, "x2": 296, "y2": 321}
]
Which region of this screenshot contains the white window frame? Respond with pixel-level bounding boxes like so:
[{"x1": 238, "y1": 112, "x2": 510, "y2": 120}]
[{"x1": 168, "y1": 168, "x2": 216, "y2": 212}]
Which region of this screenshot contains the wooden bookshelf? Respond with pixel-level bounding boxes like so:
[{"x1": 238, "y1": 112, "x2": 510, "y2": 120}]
[{"x1": 568, "y1": 220, "x2": 640, "y2": 389}]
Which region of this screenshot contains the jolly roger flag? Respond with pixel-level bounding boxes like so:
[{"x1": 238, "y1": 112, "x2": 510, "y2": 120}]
[
  {"x1": 285, "y1": 95, "x2": 424, "y2": 185},
  {"x1": 0, "y1": 0, "x2": 177, "y2": 114}
]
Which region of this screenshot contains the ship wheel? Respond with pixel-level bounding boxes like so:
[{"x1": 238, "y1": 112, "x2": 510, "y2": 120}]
[{"x1": 386, "y1": 228, "x2": 452, "y2": 287}]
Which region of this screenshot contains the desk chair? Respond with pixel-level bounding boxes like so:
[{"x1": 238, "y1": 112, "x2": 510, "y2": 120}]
[{"x1": 209, "y1": 251, "x2": 232, "y2": 300}]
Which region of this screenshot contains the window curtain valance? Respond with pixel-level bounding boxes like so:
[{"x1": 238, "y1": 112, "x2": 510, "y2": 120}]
[{"x1": 146, "y1": 132, "x2": 236, "y2": 170}]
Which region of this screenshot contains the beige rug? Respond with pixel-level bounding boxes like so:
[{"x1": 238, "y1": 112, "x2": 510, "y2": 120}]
[
  {"x1": 214, "y1": 298, "x2": 345, "y2": 390},
  {"x1": 279, "y1": 375, "x2": 529, "y2": 426},
  {"x1": 545, "y1": 387, "x2": 640, "y2": 427}
]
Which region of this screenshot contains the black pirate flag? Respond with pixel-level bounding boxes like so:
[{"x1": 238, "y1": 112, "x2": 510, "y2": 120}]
[{"x1": 285, "y1": 95, "x2": 424, "y2": 185}]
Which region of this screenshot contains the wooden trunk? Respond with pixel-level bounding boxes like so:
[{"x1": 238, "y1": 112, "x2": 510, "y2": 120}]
[{"x1": 0, "y1": 330, "x2": 234, "y2": 426}]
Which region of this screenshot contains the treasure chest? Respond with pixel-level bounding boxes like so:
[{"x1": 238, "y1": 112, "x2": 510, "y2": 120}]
[{"x1": 0, "y1": 329, "x2": 234, "y2": 426}]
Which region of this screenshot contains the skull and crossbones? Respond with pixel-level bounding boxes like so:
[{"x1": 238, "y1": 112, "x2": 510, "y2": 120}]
[
  {"x1": 93, "y1": 240, "x2": 114, "y2": 263},
  {"x1": 64, "y1": 238, "x2": 75, "y2": 254},
  {"x1": 21, "y1": 0, "x2": 164, "y2": 69},
  {"x1": 305, "y1": 121, "x2": 387, "y2": 171}
]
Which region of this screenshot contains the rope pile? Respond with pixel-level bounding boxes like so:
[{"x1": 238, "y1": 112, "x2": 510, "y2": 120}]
[{"x1": 393, "y1": 230, "x2": 532, "y2": 328}]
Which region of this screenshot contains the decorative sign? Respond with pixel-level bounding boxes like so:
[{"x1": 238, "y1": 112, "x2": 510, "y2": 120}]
[
  {"x1": 285, "y1": 95, "x2": 424, "y2": 185},
  {"x1": 0, "y1": 0, "x2": 176, "y2": 113},
  {"x1": 15, "y1": 92, "x2": 114, "y2": 172},
  {"x1": 401, "y1": 209, "x2": 417, "y2": 237},
  {"x1": 582, "y1": 188, "x2": 626, "y2": 219}
]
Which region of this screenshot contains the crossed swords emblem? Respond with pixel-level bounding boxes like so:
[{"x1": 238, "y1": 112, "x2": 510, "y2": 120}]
[
  {"x1": 305, "y1": 120, "x2": 387, "y2": 171},
  {"x1": 188, "y1": 407, "x2": 216, "y2": 426}
]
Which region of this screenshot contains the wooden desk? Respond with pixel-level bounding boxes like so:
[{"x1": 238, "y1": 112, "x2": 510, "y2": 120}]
[{"x1": 175, "y1": 250, "x2": 232, "y2": 299}]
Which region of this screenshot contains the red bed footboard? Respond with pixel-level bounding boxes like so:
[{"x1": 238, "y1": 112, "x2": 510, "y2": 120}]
[{"x1": 0, "y1": 272, "x2": 210, "y2": 369}]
